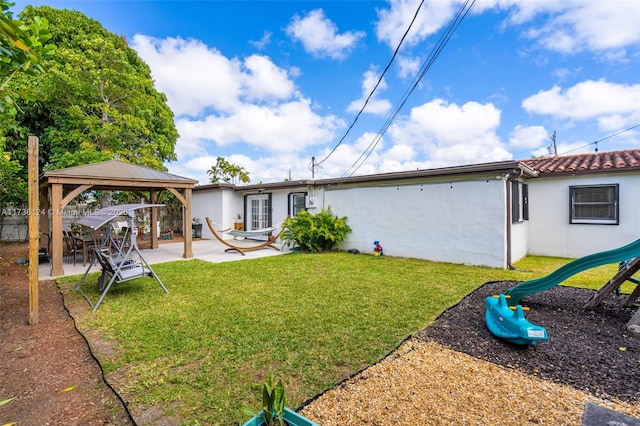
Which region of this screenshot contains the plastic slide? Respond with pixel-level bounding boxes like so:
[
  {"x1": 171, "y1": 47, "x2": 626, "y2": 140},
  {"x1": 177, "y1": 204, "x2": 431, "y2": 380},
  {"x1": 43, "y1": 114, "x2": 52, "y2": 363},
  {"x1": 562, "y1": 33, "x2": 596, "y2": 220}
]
[{"x1": 506, "y1": 238, "x2": 640, "y2": 305}]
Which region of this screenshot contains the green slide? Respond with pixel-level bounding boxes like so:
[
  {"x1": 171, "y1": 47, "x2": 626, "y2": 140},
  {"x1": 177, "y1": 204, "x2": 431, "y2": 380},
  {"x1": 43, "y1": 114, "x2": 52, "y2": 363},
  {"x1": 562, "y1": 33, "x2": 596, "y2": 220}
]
[{"x1": 506, "y1": 238, "x2": 640, "y2": 305}]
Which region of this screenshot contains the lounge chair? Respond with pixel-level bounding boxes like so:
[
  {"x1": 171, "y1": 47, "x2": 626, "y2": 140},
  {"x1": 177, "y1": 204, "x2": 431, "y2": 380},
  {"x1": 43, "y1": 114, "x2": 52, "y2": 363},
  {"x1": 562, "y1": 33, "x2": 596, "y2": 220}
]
[{"x1": 205, "y1": 217, "x2": 284, "y2": 256}]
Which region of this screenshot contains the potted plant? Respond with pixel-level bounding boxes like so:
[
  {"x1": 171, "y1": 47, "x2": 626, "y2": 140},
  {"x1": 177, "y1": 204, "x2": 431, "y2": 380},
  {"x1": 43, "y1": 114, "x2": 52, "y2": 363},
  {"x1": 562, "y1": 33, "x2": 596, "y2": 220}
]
[
  {"x1": 234, "y1": 213, "x2": 244, "y2": 231},
  {"x1": 243, "y1": 372, "x2": 317, "y2": 426}
]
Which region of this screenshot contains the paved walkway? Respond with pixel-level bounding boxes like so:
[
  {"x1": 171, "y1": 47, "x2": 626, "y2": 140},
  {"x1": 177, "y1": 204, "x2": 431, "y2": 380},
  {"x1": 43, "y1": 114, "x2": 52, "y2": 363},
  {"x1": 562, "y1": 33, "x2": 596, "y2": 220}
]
[{"x1": 39, "y1": 238, "x2": 286, "y2": 278}]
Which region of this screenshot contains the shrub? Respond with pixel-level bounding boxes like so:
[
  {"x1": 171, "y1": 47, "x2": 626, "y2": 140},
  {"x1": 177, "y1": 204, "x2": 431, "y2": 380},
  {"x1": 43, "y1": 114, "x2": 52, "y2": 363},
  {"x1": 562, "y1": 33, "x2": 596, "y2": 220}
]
[{"x1": 281, "y1": 208, "x2": 351, "y2": 253}]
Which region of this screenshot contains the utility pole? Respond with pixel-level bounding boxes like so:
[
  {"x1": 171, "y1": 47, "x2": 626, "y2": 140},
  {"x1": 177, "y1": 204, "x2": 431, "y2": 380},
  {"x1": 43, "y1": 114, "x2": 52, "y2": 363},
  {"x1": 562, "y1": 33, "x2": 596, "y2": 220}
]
[
  {"x1": 551, "y1": 131, "x2": 557, "y2": 156},
  {"x1": 311, "y1": 157, "x2": 316, "y2": 179}
]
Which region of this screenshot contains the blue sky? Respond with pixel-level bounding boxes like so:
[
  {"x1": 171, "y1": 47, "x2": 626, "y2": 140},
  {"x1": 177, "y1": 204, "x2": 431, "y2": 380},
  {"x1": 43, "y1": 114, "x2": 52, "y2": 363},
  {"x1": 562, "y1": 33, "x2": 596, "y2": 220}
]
[{"x1": 15, "y1": 0, "x2": 640, "y2": 185}]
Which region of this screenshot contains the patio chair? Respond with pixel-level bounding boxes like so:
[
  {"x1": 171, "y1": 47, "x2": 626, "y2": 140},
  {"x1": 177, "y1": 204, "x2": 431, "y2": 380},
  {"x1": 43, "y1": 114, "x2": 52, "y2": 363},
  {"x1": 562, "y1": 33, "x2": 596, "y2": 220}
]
[{"x1": 63, "y1": 231, "x2": 82, "y2": 265}]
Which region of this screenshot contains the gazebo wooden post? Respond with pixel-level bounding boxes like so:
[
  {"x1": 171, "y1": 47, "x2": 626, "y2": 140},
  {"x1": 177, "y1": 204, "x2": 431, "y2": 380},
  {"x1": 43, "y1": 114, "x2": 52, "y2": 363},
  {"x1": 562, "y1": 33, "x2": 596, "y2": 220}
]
[
  {"x1": 183, "y1": 188, "x2": 193, "y2": 258},
  {"x1": 39, "y1": 188, "x2": 50, "y2": 253},
  {"x1": 50, "y1": 183, "x2": 64, "y2": 276}
]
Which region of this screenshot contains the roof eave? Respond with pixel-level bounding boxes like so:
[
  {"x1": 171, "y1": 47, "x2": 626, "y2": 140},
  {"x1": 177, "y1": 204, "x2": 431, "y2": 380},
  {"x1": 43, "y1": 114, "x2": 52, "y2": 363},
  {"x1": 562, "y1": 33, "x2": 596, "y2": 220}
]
[
  {"x1": 194, "y1": 161, "x2": 538, "y2": 192},
  {"x1": 533, "y1": 166, "x2": 640, "y2": 178}
]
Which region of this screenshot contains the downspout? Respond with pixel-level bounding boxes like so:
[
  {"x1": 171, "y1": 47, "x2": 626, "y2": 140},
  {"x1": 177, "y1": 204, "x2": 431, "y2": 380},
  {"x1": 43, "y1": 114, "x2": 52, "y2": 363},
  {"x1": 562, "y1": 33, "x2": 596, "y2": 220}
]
[
  {"x1": 506, "y1": 177, "x2": 513, "y2": 269},
  {"x1": 505, "y1": 168, "x2": 525, "y2": 270}
]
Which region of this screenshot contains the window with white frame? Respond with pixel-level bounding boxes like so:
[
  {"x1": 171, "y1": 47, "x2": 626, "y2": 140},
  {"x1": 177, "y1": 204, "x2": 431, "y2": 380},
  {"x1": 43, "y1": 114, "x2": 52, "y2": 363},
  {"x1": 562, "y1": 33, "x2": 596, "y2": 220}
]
[
  {"x1": 288, "y1": 192, "x2": 307, "y2": 217},
  {"x1": 511, "y1": 181, "x2": 529, "y2": 223},
  {"x1": 570, "y1": 184, "x2": 619, "y2": 225}
]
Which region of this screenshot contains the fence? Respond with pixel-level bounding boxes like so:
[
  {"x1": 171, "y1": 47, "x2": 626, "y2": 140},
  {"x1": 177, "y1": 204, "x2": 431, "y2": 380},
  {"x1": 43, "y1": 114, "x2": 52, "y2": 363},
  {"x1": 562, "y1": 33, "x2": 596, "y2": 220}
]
[{"x1": 1, "y1": 204, "x2": 183, "y2": 242}]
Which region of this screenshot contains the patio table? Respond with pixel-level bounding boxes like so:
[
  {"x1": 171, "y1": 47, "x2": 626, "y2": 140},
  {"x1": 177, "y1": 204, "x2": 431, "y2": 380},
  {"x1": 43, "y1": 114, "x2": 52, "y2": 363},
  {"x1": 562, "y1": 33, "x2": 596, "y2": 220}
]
[{"x1": 73, "y1": 234, "x2": 95, "y2": 266}]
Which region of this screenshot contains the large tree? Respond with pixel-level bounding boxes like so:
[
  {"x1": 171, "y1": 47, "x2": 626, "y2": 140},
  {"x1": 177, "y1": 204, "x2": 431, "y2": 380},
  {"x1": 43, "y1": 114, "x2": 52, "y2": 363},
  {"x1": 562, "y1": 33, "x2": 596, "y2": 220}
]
[
  {"x1": 4, "y1": 5, "x2": 178, "y2": 173},
  {"x1": 0, "y1": 0, "x2": 54, "y2": 215}
]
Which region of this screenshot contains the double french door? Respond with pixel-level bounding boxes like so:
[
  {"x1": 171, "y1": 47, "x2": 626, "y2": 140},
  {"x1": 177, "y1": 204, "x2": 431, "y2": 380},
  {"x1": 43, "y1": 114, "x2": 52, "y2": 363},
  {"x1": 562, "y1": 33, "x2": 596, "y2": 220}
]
[{"x1": 245, "y1": 194, "x2": 271, "y2": 239}]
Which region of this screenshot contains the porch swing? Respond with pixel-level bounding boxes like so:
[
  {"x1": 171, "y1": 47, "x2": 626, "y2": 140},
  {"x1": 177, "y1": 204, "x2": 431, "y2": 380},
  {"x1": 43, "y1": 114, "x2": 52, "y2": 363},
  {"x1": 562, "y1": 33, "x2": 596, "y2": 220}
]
[{"x1": 75, "y1": 204, "x2": 168, "y2": 311}]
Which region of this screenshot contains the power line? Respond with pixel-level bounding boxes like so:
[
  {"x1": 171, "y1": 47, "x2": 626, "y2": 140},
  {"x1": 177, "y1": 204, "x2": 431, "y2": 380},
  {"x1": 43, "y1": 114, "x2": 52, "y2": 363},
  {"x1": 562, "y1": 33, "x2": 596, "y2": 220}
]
[
  {"x1": 558, "y1": 124, "x2": 640, "y2": 156},
  {"x1": 342, "y1": 0, "x2": 476, "y2": 178},
  {"x1": 313, "y1": 0, "x2": 426, "y2": 171}
]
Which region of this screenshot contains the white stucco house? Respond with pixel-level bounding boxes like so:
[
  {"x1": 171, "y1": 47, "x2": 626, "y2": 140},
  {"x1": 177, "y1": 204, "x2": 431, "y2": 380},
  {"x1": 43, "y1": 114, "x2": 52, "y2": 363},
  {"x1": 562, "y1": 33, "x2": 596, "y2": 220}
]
[{"x1": 193, "y1": 149, "x2": 640, "y2": 268}]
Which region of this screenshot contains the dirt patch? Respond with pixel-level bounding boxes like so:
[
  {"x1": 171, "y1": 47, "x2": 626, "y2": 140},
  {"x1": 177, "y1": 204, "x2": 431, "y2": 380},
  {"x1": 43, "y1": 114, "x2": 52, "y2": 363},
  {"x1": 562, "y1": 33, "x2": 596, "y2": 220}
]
[{"x1": 0, "y1": 242, "x2": 132, "y2": 425}]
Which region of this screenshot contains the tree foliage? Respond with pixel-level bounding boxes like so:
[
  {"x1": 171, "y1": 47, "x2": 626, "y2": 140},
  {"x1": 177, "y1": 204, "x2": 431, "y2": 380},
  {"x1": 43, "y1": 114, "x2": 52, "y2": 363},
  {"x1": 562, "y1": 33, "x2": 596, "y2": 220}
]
[
  {"x1": 207, "y1": 156, "x2": 250, "y2": 184},
  {"x1": 0, "y1": 0, "x2": 54, "y2": 111},
  {"x1": 3, "y1": 5, "x2": 178, "y2": 175},
  {"x1": 0, "y1": 0, "x2": 53, "y2": 216}
]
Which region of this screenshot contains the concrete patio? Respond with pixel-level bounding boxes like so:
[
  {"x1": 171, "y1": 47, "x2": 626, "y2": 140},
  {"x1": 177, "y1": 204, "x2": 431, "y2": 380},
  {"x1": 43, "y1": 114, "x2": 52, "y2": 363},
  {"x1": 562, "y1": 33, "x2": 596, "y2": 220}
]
[{"x1": 39, "y1": 237, "x2": 287, "y2": 279}]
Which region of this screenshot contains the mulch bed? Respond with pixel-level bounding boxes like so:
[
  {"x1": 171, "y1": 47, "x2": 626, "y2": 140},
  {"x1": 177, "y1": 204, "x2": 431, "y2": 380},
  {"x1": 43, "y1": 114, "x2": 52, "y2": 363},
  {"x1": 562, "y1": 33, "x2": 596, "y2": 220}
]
[{"x1": 418, "y1": 280, "x2": 640, "y2": 402}]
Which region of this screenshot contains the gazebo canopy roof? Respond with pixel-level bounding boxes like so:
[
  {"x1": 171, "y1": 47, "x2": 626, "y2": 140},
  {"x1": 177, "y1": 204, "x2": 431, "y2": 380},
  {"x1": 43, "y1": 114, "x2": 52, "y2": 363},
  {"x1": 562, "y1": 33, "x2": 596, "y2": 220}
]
[
  {"x1": 77, "y1": 203, "x2": 164, "y2": 230},
  {"x1": 42, "y1": 160, "x2": 197, "y2": 190}
]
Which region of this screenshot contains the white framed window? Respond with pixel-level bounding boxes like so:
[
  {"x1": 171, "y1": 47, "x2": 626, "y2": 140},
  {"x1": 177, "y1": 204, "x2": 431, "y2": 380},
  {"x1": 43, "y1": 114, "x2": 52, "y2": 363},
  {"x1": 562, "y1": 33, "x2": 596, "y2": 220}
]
[
  {"x1": 288, "y1": 192, "x2": 306, "y2": 217},
  {"x1": 511, "y1": 181, "x2": 529, "y2": 223},
  {"x1": 570, "y1": 184, "x2": 619, "y2": 225}
]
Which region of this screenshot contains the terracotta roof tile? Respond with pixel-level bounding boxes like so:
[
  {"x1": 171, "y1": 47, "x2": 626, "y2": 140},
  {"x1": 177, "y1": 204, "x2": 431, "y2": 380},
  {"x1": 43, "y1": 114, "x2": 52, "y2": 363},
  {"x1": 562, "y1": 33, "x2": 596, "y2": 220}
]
[{"x1": 521, "y1": 149, "x2": 640, "y2": 175}]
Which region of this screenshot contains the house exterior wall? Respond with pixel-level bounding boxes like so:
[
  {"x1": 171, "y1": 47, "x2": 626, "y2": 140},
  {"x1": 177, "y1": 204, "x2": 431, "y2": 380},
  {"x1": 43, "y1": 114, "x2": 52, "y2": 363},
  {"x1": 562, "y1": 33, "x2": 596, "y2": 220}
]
[
  {"x1": 510, "y1": 220, "x2": 529, "y2": 263},
  {"x1": 239, "y1": 187, "x2": 309, "y2": 228},
  {"x1": 193, "y1": 187, "x2": 234, "y2": 239},
  {"x1": 527, "y1": 173, "x2": 640, "y2": 258},
  {"x1": 322, "y1": 178, "x2": 509, "y2": 268},
  {"x1": 269, "y1": 190, "x2": 300, "y2": 225},
  {"x1": 192, "y1": 178, "x2": 510, "y2": 267}
]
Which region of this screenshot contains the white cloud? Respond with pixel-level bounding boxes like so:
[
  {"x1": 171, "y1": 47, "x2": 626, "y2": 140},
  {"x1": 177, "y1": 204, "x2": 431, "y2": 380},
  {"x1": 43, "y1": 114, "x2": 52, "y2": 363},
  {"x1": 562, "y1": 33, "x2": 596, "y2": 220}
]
[
  {"x1": 241, "y1": 55, "x2": 296, "y2": 102},
  {"x1": 527, "y1": 1, "x2": 640, "y2": 55},
  {"x1": 132, "y1": 35, "x2": 242, "y2": 117},
  {"x1": 396, "y1": 55, "x2": 421, "y2": 79},
  {"x1": 249, "y1": 31, "x2": 272, "y2": 50},
  {"x1": 386, "y1": 143, "x2": 416, "y2": 162},
  {"x1": 177, "y1": 99, "x2": 342, "y2": 154},
  {"x1": 508, "y1": 125, "x2": 549, "y2": 149},
  {"x1": 388, "y1": 98, "x2": 512, "y2": 166},
  {"x1": 482, "y1": 0, "x2": 640, "y2": 57},
  {"x1": 347, "y1": 67, "x2": 392, "y2": 116},
  {"x1": 285, "y1": 9, "x2": 366, "y2": 60},
  {"x1": 375, "y1": 0, "x2": 460, "y2": 48},
  {"x1": 522, "y1": 79, "x2": 640, "y2": 129},
  {"x1": 133, "y1": 35, "x2": 298, "y2": 117}
]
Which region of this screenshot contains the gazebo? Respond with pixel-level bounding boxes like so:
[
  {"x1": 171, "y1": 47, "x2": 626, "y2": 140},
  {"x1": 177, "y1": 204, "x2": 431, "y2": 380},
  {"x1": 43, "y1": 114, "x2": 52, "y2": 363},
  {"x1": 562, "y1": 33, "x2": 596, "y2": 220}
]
[{"x1": 40, "y1": 160, "x2": 197, "y2": 277}]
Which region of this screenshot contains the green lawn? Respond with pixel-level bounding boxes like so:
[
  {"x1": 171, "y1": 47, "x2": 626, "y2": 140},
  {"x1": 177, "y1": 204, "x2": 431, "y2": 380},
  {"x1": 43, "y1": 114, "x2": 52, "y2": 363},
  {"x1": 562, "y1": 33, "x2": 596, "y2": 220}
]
[{"x1": 58, "y1": 252, "x2": 627, "y2": 425}]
